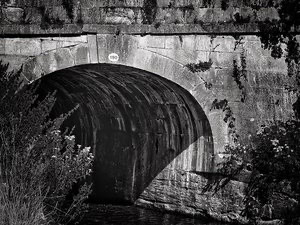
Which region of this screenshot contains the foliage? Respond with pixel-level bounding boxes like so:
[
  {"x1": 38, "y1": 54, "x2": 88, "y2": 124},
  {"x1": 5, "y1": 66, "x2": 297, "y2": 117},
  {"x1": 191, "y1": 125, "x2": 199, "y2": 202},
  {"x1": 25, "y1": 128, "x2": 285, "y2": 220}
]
[
  {"x1": 62, "y1": 0, "x2": 75, "y2": 21},
  {"x1": 210, "y1": 2, "x2": 300, "y2": 222},
  {"x1": 221, "y1": 0, "x2": 229, "y2": 11},
  {"x1": 210, "y1": 99, "x2": 238, "y2": 142},
  {"x1": 185, "y1": 59, "x2": 213, "y2": 89},
  {"x1": 216, "y1": 120, "x2": 300, "y2": 224},
  {"x1": 38, "y1": 6, "x2": 64, "y2": 30},
  {"x1": 185, "y1": 59, "x2": 213, "y2": 73},
  {"x1": 142, "y1": 0, "x2": 157, "y2": 24},
  {"x1": 203, "y1": 0, "x2": 213, "y2": 7},
  {"x1": 0, "y1": 62, "x2": 93, "y2": 225},
  {"x1": 232, "y1": 50, "x2": 247, "y2": 102},
  {"x1": 257, "y1": 0, "x2": 300, "y2": 116}
]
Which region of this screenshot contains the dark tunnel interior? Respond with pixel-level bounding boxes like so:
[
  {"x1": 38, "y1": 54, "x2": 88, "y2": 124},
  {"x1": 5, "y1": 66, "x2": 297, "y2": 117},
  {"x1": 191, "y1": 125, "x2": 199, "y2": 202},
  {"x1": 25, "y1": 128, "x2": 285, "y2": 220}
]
[{"x1": 34, "y1": 63, "x2": 214, "y2": 204}]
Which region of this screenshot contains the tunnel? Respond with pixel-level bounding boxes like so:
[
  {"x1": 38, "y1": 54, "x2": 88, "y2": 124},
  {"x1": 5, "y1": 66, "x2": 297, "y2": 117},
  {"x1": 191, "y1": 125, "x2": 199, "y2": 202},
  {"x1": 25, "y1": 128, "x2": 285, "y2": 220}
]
[{"x1": 34, "y1": 63, "x2": 214, "y2": 204}]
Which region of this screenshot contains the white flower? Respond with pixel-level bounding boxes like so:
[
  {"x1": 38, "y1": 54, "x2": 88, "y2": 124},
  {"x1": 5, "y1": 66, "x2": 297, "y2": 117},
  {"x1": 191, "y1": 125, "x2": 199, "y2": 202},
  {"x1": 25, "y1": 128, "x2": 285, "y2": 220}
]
[
  {"x1": 51, "y1": 155, "x2": 57, "y2": 159},
  {"x1": 51, "y1": 130, "x2": 61, "y2": 135},
  {"x1": 82, "y1": 146, "x2": 91, "y2": 154},
  {"x1": 65, "y1": 135, "x2": 75, "y2": 141},
  {"x1": 271, "y1": 139, "x2": 279, "y2": 146}
]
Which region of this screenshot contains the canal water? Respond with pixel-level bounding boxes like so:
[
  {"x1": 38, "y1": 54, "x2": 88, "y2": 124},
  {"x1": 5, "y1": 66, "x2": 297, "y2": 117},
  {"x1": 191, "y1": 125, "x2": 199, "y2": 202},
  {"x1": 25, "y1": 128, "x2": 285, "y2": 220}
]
[{"x1": 79, "y1": 204, "x2": 229, "y2": 225}]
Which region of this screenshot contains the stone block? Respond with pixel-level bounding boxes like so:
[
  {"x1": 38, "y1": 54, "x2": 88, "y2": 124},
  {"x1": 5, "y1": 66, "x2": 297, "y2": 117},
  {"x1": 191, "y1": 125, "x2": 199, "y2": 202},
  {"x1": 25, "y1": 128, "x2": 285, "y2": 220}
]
[
  {"x1": 3, "y1": 7, "x2": 24, "y2": 23},
  {"x1": 157, "y1": 0, "x2": 172, "y2": 7},
  {"x1": 222, "y1": 6, "x2": 235, "y2": 23},
  {"x1": 83, "y1": 7, "x2": 101, "y2": 24},
  {"x1": 212, "y1": 36, "x2": 235, "y2": 53},
  {"x1": 165, "y1": 36, "x2": 183, "y2": 49},
  {"x1": 0, "y1": 40, "x2": 5, "y2": 54},
  {"x1": 173, "y1": 0, "x2": 194, "y2": 7},
  {"x1": 240, "y1": 7, "x2": 255, "y2": 22},
  {"x1": 104, "y1": 8, "x2": 135, "y2": 25},
  {"x1": 5, "y1": 39, "x2": 41, "y2": 56},
  {"x1": 146, "y1": 36, "x2": 165, "y2": 49},
  {"x1": 210, "y1": 52, "x2": 235, "y2": 68},
  {"x1": 212, "y1": 8, "x2": 224, "y2": 23},
  {"x1": 71, "y1": 44, "x2": 89, "y2": 65},
  {"x1": 195, "y1": 50, "x2": 210, "y2": 62},
  {"x1": 181, "y1": 35, "x2": 196, "y2": 51},
  {"x1": 256, "y1": 7, "x2": 279, "y2": 21},
  {"x1": 243, "y1": 35, "x2": 260, "y2": 42},
  {"x1": 0, "y1": 55, "x2": 28, "y2": 72},
  {"x1": 87, "y1": 35, "x2": 98, "y2": 63},
  {"x1": 80, "y1": 0, "x2": 97, "y2": 7},
  {"x1": 54, "y1": 48, "x2": 74, "y2": 70},
  {"x1": 97, "y1": 34, "x2": 109, "y2": 49},
  {"x1": 41, "y1": 40, "x2": 57, "y2": 53},
  {"x1": 195, "y1": 35, "x2": 212, "y2": 51},
  {"x1": 36, "y1": 52, "x2": 57, "y2": 75},
  {"x1": 195, "y1": 8, "x2": 214, "y2": 23},
  {"x1": 21, "y1": 58, "x2": 43, "y2": 81}
]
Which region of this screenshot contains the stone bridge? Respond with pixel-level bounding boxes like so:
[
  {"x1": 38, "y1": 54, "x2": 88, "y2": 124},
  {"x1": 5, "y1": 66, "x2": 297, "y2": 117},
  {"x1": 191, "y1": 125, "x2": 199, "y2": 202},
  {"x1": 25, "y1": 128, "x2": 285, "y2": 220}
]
[{"x1": 0, "y1": 0, "x2": 298, "y2": 221}]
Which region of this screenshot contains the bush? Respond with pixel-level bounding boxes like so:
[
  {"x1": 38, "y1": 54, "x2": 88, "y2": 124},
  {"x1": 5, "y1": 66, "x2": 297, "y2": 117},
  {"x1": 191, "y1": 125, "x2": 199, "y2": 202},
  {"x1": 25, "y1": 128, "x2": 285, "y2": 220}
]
[
  {"x1": 0, "y1": 62, "x2": 93, "y2": 225},
  {"x1": 215, "y1": 120, "x2": 300, "y2": 224}
]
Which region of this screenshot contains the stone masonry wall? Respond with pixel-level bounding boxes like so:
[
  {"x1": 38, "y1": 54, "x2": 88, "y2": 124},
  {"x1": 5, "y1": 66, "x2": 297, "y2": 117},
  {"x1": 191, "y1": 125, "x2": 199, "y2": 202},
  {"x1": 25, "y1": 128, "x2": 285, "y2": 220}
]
[{"x1": 0, "y1": 0, "x2": 284, "y2": 34}]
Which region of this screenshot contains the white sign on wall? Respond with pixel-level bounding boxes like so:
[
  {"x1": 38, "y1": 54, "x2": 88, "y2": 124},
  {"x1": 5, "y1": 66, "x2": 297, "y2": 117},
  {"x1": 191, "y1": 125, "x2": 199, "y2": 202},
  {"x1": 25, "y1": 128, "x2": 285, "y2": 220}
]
[{"x1": 108, "y1": 53, "x2": 119, "y2": 62}]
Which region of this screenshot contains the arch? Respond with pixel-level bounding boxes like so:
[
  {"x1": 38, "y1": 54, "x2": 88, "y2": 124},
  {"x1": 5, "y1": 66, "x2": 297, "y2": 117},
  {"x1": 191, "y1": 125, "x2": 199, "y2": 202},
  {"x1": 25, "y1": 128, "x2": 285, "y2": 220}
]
[{"x1": 34, "y1": 63, "x2": 214, "y2": 203}]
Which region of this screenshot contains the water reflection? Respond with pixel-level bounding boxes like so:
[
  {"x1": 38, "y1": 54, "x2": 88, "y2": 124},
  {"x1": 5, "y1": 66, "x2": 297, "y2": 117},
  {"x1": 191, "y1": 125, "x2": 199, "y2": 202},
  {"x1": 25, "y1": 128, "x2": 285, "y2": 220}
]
[{"x1": 79, "y1": 204, "x2": 228, "y2": 225}]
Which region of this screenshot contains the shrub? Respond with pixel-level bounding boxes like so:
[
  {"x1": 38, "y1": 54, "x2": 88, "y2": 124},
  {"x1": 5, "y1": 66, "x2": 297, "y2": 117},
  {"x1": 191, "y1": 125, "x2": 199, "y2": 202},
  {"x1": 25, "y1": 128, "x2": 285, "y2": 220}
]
[
  {"x1": 0, "y1": 62, "x2": 93, "y2": 225},
  {"x1": 214, "y1": 120, "x2": 300, "y2": 224}
]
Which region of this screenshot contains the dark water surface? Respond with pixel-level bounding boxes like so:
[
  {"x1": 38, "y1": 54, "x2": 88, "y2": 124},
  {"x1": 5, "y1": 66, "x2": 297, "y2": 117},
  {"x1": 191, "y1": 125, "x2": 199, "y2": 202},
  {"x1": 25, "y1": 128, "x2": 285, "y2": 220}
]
[{"x1": 79, "y1": 204, "x2": 228, "y2": 225}]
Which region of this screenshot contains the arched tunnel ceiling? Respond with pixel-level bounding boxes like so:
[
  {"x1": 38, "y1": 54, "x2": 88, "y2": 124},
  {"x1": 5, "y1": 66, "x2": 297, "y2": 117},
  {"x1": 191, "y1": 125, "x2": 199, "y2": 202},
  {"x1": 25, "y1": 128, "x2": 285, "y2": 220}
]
[{"x1": 35, "y1": 64, "x2": 214, "y2": 203}]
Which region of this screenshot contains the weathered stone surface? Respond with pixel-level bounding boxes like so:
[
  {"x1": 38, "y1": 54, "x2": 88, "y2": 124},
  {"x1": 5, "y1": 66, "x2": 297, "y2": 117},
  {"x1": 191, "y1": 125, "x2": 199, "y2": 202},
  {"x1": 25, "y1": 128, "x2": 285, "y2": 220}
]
[
  {"x1": 21, "y1": 58, "x2": 43, "y2": 81},
  {"x1": 5, "y1": 39, "x2": 41, "y2": 56},
  {"x1": 136, "y1": 168, "x2": 247, "y2": 224},
  {"x1": 41, "y1": 40, "x2": 57, "y2": 52},
  {"x1": 2, "y1": 7, "x2": 24, "y2": 23},
  {"x1": 0, "y1": 39, "x2": 5, "y2": 54},
  {"x1": 0, "y1": 55, "x2": 29, "y2": 72},
  {"x1": 87, "y1": 35, "x2": 98, "y2": 63},
  {"x1": 54, "y1": 48, "x2": 74, "y2": 69},
  {"x1": 70, "y1": 44, "x2": 89, "y2": 64},
  {"x1": 0, "y1": 0, "x2": 288, "y2": 35},
  {"x1": 104, "y1": 8, "x2": 135, "y2": 25},
  {"x1": 36, "y1": 52, "x2": 58, "y2": 74}
]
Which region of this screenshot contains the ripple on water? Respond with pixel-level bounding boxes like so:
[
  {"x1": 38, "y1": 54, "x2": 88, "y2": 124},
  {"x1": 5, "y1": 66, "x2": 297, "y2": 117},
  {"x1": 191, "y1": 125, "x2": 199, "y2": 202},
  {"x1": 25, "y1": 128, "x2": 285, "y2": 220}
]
[{"x1": 78, "y1": 204, "x2": 229, "y2": 225}]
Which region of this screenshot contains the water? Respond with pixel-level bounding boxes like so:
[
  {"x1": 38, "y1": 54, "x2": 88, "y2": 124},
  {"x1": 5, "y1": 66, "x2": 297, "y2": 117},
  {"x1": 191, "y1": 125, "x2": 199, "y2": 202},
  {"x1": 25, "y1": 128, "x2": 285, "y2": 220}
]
[{"x1": 79, "y1": 204, "x2": 229, "y2": 225}]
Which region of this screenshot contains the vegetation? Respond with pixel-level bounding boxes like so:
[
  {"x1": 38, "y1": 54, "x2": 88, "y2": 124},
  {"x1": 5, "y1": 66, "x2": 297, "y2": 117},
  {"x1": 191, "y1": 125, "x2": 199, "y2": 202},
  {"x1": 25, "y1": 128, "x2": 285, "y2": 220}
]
[
  {"x1": 232, "y1": 50, "x2": 247, "y2": 102},
  {"x1": 0, "y1": 62, "x2": 93, "y2": 225},
  {"x1": 215, "y1": 119, "x2": 300, "y2": 224},
  {"x1": 210, "y1": 0, "x2": 300, "y2": 224},
  {"x1": 142, "y1": 0, "x2": 157, "y2": 24},
  {"x1": 39, "y1": 6, "x2": 64, "y2": 30},
  {"x1": 185, "y1": 59, "x2": 213, "y2": 73},
  {"x1": 62, "y1": 0, "x2": 75, "y2": 21}
]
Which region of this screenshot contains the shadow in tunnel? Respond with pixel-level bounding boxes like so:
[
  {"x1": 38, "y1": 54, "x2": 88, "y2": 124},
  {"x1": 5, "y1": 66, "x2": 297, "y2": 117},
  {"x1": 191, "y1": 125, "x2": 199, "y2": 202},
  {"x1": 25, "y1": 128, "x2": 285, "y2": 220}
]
[{"x1": 34, "y1": 64, "x2": 214, "y2": 204}]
